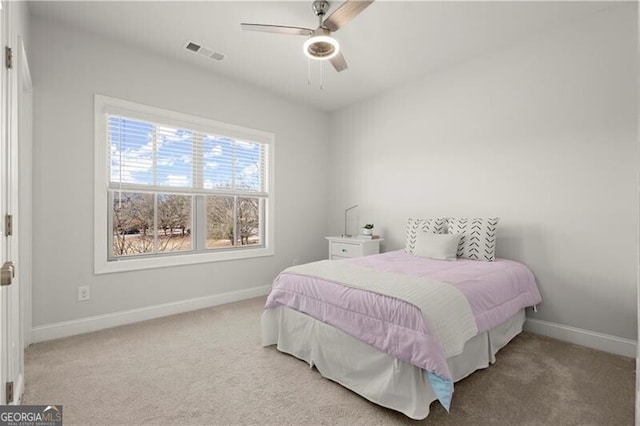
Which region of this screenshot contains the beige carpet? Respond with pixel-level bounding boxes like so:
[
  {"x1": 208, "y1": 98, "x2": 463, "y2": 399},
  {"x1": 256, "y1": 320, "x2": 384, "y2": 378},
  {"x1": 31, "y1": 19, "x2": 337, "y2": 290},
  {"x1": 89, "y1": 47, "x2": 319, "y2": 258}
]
[{"x1": 23, "y1": 297, "x2": 634, "y2": 425}]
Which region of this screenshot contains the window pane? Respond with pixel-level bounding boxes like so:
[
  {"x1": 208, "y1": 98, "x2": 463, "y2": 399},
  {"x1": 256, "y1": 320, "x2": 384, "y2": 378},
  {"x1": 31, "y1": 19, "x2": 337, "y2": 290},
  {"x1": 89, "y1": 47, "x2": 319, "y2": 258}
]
[
  {"x1": 157, "y1": 194, "x2": 192, "y2": 253},
  {"x1": 109, "y1": 117, "x2": 154, "y2": 185},
  {"x1": 111, "y1": 192, "x2": 155, "y2": 256},
  {"x1": 203, "y1": 136, "x2": 234, "y2": 190},
  {"x1": 236, "y1": 197, "x2": 260, "y2": 246},
  {"x1": 156, "y1": 126, "x2": 193, "y2": 188},
  {"x1": 206, "y1": 195, "x2": 234, "y2": 249},
  {"x1": 235, "y1": 142, "x2": 263, "y2": 192}
]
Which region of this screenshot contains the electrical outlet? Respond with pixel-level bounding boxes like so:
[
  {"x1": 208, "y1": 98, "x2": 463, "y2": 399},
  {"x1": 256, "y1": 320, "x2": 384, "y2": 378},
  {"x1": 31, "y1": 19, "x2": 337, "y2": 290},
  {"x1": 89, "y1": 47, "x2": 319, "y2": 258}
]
[{"x1": 77, "y1": 286, "x2": 90, "y2": 302}]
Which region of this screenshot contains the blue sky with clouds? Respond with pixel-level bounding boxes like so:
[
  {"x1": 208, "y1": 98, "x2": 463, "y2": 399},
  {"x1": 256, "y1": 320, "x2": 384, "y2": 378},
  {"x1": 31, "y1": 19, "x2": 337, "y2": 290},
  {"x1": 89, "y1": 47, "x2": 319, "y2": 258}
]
[{"x1": 109, "y1": 116, "x2": 261, "y2": 191}]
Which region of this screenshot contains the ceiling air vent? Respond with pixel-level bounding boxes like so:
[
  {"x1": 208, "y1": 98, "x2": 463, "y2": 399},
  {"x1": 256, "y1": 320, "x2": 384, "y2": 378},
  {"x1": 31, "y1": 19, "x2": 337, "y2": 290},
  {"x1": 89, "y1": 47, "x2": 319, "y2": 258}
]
[
  {"x1": 184, "y1": 40, "x2": 226, "y2": 62},
  {"x1": 185, "y1": 41, "x2": 201, "y2": 53},
  {"x1": 210, "y1": 52, "x2": 225, "y2": 61}
]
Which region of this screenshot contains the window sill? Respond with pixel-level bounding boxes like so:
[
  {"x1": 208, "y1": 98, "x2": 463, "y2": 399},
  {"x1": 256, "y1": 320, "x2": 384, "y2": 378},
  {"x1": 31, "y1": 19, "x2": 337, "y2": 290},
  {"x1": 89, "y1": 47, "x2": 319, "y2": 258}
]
[{"x1": 94, "y1": 246, "x2": 275, "y2": 274}]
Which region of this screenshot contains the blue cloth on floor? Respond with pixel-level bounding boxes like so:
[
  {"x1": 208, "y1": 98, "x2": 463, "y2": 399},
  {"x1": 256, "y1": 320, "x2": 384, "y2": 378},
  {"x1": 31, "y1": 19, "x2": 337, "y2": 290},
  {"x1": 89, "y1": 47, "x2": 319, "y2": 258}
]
[{"x1": 427, "y1": 371, "x2": 453, "y2": 411}]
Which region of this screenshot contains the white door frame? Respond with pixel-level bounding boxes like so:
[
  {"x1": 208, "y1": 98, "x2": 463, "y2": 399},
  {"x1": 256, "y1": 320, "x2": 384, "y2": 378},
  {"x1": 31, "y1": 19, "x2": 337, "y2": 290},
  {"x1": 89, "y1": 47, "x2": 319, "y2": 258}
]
[
  {"x1": 0, "y1": 0, "x2": 26, "y2": 405},
  {"x1": 17, "y1": 36, "x2": 32, "y2": 350},
  {"x1": 0, "y1": 0, "x2": 7, "y2": 406},
  {"x1": 636, "y1": 2, "x2": 640, "y2": 422}
]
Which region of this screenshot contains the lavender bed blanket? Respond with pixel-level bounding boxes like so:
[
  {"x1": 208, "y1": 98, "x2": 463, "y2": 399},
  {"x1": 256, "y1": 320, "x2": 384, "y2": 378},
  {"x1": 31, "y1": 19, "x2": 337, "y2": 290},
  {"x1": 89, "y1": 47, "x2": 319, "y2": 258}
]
[{"x1": 264, "y1": 250, "x2": 542, "y2": 409}]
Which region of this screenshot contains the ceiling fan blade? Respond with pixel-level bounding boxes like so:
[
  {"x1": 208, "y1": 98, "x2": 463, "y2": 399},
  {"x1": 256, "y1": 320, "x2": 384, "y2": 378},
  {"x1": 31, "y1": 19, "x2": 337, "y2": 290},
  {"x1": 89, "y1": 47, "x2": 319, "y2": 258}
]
[
  {"x1": 241, "y1": 23, "x2": 313, "y2": 36},
  {"x1": 329, "y1": 51, "x2": 348, "y2": 72},
  {"x1": 323, "y1": 0, "x2": 374, "y2": 32}
]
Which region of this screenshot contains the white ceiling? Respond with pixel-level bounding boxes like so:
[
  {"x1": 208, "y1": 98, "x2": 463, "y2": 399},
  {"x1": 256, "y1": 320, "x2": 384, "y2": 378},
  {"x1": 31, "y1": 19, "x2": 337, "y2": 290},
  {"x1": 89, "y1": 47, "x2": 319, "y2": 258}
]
[{"x1": 28, "y1": 1, "x2": 614, "y2": 111}]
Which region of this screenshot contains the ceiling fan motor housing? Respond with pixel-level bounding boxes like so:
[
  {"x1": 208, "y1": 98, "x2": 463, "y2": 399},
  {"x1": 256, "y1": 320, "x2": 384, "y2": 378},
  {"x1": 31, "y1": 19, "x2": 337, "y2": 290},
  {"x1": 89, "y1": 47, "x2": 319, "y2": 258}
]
[{"x1": 312, "y1": 0, "x2": 330, "y2": 17}]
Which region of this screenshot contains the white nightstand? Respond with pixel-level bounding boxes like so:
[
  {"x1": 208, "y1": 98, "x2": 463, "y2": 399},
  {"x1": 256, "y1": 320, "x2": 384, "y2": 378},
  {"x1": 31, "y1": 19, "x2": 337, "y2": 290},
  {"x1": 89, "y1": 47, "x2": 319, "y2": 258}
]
[{"x1": 325, "y1": 236, "x2": 383, "y2": 260}]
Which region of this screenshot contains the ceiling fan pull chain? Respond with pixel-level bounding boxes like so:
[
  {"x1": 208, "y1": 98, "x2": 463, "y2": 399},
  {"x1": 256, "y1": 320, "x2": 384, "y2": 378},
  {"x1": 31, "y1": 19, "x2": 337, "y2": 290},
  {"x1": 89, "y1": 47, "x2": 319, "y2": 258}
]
[
  {"x1": 320, "y1": 60, "x2": 323, "y2": 91},
  {"x1": 308, "y1": 57, "x2": 311, "y2": 86}
]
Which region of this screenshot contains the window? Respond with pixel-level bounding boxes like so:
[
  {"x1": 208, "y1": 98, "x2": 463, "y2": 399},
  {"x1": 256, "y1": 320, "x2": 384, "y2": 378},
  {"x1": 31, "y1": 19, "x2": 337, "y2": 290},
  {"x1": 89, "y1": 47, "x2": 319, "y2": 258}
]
[{"x1": 94, "y1": 95, "x2": 274, "y2": 273}]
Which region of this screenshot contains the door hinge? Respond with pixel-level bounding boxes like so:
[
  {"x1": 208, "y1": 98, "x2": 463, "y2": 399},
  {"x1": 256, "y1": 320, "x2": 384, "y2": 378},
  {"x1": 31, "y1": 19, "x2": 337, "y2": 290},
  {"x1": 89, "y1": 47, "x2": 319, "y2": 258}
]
[
  {"x1": 5, "y1": 46, "x2": 12, "y2": 69},
  {"x1": 5, "y1": 214, "x2": 12, "y2": 236},
  {"x1": 5, "y1": 381, "x2": 13, "y2": 404}
]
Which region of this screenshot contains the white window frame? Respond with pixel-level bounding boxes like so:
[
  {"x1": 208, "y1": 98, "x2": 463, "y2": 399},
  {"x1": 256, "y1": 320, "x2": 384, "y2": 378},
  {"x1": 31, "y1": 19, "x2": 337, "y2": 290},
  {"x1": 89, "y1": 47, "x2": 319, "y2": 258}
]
[{"x1": 94, "y1": 94, "x2": 275, "y2": 274}]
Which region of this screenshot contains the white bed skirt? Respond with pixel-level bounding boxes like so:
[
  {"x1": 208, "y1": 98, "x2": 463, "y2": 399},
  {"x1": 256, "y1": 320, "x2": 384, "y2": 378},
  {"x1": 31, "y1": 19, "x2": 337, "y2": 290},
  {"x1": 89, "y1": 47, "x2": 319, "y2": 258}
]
[{"x1": 261, "y1": 307, "x2": 525, "y2": 420}]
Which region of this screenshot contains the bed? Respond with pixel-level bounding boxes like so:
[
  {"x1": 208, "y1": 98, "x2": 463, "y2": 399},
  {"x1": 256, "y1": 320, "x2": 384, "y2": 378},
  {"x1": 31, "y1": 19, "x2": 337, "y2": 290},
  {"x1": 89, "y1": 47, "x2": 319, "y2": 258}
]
[{"x1": 261, "y1": 249, "x2": 542, "y2": 419}]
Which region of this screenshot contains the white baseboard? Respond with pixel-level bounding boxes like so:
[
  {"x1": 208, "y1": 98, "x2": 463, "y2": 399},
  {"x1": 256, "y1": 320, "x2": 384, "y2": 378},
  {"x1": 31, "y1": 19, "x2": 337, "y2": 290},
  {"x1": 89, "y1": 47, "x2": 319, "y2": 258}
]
[
  {"x1": 524, "y1": 318, "x2": 637, "y2": 358},
  {"x1": 637, "y1": 376, "x2": 640, "y2": 426},
  {"x1": 31, "y1": 293, "x2": 637, "y2": 358},
  {"x1": 637, "y1": 357, "x2": 640, "y2": 426},
  {"x1": 31, "y1": 285, "x2": 272, "y2": 343}
]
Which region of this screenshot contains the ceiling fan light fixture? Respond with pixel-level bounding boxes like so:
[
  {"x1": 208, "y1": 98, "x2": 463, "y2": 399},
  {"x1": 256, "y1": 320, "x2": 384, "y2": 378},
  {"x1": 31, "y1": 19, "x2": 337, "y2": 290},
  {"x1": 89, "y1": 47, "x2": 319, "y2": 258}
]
[{"x1": 303, "y1": 35, "x2": 340, "y2": 60}]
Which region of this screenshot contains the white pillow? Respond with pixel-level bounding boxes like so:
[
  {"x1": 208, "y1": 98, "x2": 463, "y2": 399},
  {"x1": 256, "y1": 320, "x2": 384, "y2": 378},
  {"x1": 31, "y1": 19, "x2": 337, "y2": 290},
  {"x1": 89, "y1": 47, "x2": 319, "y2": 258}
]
[
  {"x1": 413, "y1": 232, "x2": 462, "y2": 261},
  {"x1": 405, "y1": 218, "x2": 446, "y2": 255}
]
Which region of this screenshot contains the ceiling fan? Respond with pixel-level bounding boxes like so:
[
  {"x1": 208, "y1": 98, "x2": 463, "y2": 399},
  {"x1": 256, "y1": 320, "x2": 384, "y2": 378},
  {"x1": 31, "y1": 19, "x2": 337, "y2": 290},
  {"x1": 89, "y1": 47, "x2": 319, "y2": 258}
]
[{"x1": 241, "y1": 0, "x2": 374, "y2": 72}]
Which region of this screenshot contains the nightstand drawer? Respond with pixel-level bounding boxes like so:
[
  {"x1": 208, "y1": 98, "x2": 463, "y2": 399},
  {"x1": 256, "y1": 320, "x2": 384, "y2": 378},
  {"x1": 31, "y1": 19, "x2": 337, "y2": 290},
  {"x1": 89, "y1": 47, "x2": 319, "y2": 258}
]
[
  {"x1": 330, "y1": 242, "x2": 362, "y2": 258},
  {"x1": 325, "y1": 236, "x2": 384, "y2": 260}
]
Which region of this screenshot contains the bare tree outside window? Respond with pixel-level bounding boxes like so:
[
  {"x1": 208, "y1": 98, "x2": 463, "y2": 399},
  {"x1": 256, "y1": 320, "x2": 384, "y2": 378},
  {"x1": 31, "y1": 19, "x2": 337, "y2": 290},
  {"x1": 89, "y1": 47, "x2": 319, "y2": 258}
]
[
  {"x1": 157, "y1": 194, "x2": 192, "y2": 252},
  {"x1": 112, "y1": 192, "x2": 154, "y2": 256},
  {"x1": 111, "y1": 192, "x2": 192, "y2": 256},
  {"x1": 206, "y1": 195, "x2": 234, "y2": 248},
  {"x1": 237, "y1": 197, "x2": 260, "y2": 246},
  {"x1": 206, "y1": 195, "x2": 260, "y2": 248}
]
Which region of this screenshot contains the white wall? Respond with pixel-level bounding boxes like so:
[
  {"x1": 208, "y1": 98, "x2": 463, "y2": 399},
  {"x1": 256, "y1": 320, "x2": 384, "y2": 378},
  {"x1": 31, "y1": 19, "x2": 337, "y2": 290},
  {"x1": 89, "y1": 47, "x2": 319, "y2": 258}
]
[
  {"x1": 329, "y1": 4, "x2": 638, "y2": 341},
  {"x1": 30, "y1": 17, "x2": 330, "y2": 327}
]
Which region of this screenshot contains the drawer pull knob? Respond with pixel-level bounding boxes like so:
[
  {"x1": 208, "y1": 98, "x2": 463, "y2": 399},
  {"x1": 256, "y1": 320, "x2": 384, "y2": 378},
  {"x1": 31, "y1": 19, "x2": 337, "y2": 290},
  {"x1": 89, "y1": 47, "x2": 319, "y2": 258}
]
[{"x1": 341, "y1": 249, "x2": 347, "y2": 252}]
